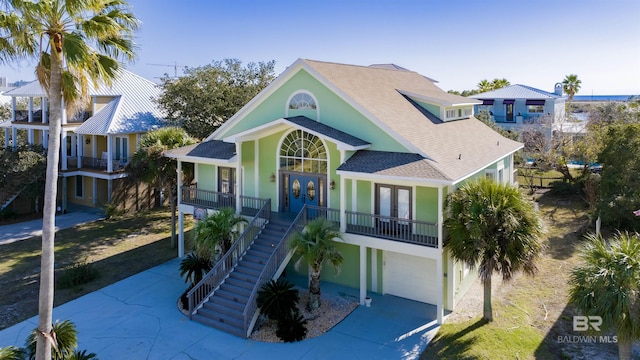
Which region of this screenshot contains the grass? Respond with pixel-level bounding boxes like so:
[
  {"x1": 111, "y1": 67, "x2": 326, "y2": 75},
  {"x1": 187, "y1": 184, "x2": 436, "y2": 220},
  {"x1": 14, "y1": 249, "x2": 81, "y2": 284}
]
[
  {"x1": 421, "y1": 190, "x2": 618, "y2": 359},
  {"x1": 0, "y1": 208, "x2": 193, "y2": 330}
]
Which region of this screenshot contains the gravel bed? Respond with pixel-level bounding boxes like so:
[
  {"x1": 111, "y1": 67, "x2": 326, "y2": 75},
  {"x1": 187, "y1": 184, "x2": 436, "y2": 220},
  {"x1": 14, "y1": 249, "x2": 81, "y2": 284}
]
[{"x1": 250, "y1": 288, "x2": 359, "y2": 342}]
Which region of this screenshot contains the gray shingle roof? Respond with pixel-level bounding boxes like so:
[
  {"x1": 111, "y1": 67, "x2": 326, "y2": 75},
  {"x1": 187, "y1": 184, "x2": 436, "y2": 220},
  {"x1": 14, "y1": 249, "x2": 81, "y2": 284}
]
[
  {"x1": 469, "y1": 84, "x2": 564, "y2": 100},
  {"x1": 285, "y1": 116, "x2": 369, "y2": 147},
  {"x1": 337, "y1": 150, "x2": 449, "y2": 181},
  {"x1": 165, "y1": 140, "x2": 236, "y2": 160},
  {"x1": 303, "y1": 59, "x2": 523, "y2": 181}
]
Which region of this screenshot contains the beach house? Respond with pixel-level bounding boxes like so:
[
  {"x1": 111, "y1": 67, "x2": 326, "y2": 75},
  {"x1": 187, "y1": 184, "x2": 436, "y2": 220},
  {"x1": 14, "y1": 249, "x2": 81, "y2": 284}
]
[
  {"x1": 1, "y1": 70, "x2": 168, "y2": 212},
  {"x1": 165, "y1": 59, "x2": 523, "y2": 337}
]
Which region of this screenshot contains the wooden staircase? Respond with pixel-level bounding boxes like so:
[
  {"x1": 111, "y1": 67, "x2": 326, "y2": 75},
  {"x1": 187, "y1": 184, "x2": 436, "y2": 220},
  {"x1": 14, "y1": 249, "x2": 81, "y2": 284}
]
[{"x1": 191, "y1": 216, "x2": 295, "y2": 337}]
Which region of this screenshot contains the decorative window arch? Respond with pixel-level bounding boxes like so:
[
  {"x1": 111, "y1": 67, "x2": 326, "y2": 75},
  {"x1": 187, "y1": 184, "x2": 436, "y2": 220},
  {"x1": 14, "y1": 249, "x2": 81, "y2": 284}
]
[
  {"x1": 288, "y1": 92, "x2": 317, "y2": 110},
  {"x1": 279, "y1": 130, "x2": 327, "y2": 173}
]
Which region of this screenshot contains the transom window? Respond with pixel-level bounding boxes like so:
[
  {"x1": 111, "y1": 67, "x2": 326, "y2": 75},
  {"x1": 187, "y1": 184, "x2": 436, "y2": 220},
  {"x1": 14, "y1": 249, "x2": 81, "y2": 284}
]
[
  {"x1": 279, "y1": 130, "x2": 327, "y2": 173},
  {"x1": 288, "y1": 92, "x2": 317, "y2": 110}
]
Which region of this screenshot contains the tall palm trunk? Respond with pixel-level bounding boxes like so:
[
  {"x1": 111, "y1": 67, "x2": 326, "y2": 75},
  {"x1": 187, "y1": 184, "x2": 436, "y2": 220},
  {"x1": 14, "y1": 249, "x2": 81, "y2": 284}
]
[
  {"x1": 617, "y1": 339, "x2": 631, "y2": 360},
  {"x1": 483, "y1": 274, "x2": 493, "y2": 322},
  {"x1": 36, "y1": 49, "x2": 63, "y2": 360},
  {"x1": 308, "y1": 265, "x2": 322, "y2": 310}
]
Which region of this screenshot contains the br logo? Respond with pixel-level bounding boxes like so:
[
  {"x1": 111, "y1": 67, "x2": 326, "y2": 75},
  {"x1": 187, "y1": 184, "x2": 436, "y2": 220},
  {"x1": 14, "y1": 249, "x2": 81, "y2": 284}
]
[{"x1": 573, "y1": 316, "x2": 602, "y2": 331}]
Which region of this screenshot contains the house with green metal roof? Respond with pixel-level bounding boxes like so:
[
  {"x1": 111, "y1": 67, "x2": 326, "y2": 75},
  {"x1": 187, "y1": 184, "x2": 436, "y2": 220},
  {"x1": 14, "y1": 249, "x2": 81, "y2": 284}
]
[
  {"x1": 165, "y1": 59, "x2": 523, "y2": 338},
  {"x1": 469, "y1": 83, "x2": 567, "y2": 133},
  {"x1": 1, "y1": 69, "x2": 168, "y2": 212}
]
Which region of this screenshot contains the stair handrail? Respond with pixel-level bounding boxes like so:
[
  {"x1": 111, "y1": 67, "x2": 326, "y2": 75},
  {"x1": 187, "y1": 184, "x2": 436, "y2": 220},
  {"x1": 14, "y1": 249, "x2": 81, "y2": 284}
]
[
  {"x1": 187, "y1": 199, "x2": 272, "y2": 317},
  {"x1": 1, "y1": 185, "x2": 27, "y2": 211},
  {"x1": 242, "y1": 205, "x2": 308, "y2": 337}
]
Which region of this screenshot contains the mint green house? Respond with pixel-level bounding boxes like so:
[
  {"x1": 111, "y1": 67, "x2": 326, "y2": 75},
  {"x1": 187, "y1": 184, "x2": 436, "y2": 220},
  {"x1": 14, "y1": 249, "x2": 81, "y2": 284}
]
[{"x1": 165, "y1": 59, "x2": 523, "y2": 338}]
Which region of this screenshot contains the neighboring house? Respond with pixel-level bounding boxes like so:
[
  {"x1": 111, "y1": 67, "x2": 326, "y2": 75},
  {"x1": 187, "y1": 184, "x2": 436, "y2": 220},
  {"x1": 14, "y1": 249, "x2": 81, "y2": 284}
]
[
  {"x1": 165, "y1": 59, "x2": 522, "y2": 337},
  {"x1": 469, "y1": 83, "x2": 566, "y2": 133},
  {"x1": 0, "y1": 70, "x2": 168, "y2": 212}
]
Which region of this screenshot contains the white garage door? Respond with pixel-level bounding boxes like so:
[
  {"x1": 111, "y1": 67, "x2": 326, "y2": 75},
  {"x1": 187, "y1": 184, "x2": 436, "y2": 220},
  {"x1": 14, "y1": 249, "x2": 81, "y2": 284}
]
[{"x1": 383, "y1": 251, "x2": 438, "y2": 304}]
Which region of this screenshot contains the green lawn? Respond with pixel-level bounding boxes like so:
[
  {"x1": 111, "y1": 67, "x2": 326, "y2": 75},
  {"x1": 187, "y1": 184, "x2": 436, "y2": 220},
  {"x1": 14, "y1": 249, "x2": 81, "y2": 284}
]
[
  {"x1": 421, "y1": 191, "x2": 607, "y2": 359},
  {"x1": 0, "y1": 208, "x2": 193, "y2": 330}
]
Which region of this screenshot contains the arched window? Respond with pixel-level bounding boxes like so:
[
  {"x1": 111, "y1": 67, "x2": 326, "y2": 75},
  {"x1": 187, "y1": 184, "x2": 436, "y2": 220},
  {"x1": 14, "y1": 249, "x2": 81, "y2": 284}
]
[
  {"x1": 288, "y1": 92, "x2": 317, "y2": 110},
  {"x1": 279, "y1": 130, "x2": 327, "y2": 173}
]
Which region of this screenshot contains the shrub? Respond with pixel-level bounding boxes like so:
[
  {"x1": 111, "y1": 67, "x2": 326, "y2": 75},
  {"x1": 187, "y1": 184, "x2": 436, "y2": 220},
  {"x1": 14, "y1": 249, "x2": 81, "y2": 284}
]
[
  {"x1": 0, "y1": 346, "x2": 25, "y2": 360},
  {"x1": 26, "y1": 320, "x2": 77, "y2": 360},
  {"x1": 57, "y1": 260, "x2": 100, "y2": 290},
  {"x1": 67, "y1": 349, "x2": 98, "y2": 360},
  {"x1": 103, "y1": 202, "x2": 125, "y2": 219},
  {"x1": 275, "y1": 311, "x2": 308, "y2": 343},
  {"x1": 179, "y1": 253, "x2": 212, "y2": 286},
  {"x1": 257, "y1": 279, "x2": 300, "y2": 321}
]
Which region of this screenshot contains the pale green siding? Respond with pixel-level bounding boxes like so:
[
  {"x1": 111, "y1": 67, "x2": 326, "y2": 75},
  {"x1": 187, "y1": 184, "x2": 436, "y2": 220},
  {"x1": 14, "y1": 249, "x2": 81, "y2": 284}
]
[
  {"x1": 256, "y1": 130, "x2": 283, "y2": 211},
  {"x1": 415, "y1": 186, "x2": 438, "y2": 223},
  {"x1": 356, "y1": 180, "x2": 372, "y2": 213},
  {"x1": 327, "y1": 141, "x2": 341, "y2": 207},
  {"x1": 242, "y1": 141, "x2": 255, "y2": 197},
  {"x1": 286, "y1": 241, "x2": 361, "y2": 289},
  {"x1": 197, "y1": 164, "x2": 216, "y2": 191},
  {"x1": 415, "y1": 99, "x2": 442, "y2": 119},
  {"x1": 220, "y1": 69, "x2": 407, "y2": 153}
]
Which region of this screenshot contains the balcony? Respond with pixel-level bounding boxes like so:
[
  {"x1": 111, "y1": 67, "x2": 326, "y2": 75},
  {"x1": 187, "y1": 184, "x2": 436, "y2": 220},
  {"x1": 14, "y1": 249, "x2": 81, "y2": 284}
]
[
  {"x1": 64, "y1": 156, "x2": 129, "y2": 173},
  {"x1": 12, "y1": 110, "x2": 92, "y2": 124},
  {"x1": 181, "y1": 187, "x2": 439, "y2": 248}
]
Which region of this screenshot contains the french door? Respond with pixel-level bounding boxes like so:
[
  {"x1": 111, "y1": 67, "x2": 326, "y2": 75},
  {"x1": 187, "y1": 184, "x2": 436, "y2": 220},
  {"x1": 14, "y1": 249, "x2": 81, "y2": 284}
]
[{"x1": 375, "y1": 184, "x2": 412, "y2": 234}]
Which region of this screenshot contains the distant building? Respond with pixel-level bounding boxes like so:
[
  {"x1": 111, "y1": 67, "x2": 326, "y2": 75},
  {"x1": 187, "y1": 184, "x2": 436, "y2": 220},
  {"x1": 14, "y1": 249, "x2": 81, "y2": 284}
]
[{"x1": 469, "y1": 83, "x2": 567, "y2": 133}]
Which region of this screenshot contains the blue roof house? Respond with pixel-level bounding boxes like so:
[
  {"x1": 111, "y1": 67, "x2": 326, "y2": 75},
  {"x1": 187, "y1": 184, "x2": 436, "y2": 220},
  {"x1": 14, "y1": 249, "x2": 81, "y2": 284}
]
[
  {"x1": 165, "y1": 59, "x2": 523, "y2": 338},
  {"x1": 469, "y1": 83, "x2": 566, "y2": 133}
]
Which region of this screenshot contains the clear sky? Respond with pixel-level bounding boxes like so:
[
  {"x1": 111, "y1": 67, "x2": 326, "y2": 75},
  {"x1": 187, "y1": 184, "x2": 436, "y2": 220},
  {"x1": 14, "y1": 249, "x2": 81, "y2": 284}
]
[{"x1": 1, "y1": 0, "x2": 639, "y2": 95}]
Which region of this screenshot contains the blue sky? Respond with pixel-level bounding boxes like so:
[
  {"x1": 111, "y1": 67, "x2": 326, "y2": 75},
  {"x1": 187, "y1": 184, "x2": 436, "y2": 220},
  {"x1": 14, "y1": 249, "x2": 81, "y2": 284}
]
[{"x1": 1, "y1": 0, "x2": 639, "y2": 95}]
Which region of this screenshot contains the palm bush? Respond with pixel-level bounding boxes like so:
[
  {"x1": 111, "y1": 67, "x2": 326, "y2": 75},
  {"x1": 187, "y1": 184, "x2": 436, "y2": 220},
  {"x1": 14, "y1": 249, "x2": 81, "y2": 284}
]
[
  {"x1": 568, "y1": 232, "x2": 640, "y2": 360},
  {"x1": 275, "y1": 311, "x2": 308, "y2": 343},
  {"x1": 0, "y1": 346, "x2": 25, "y2": 360},
  {"x1": 179, "y1": 253, "x2": 213, "y2": 286},
  {"x1": 26, "y1": 320, "x2": 77, "y2": 360},
  {"x1": 444, "y1": 177, "x2": 544, "y2": 321},
  {"x1": 192, "y1": 208, "x2": 247, "y2": 261},
  {"x1": 67, "y1": 350, "x2": 98, "y2": 360},
  {"x1": 257, "y1": 279, "x2": 300, "y2": 321}
]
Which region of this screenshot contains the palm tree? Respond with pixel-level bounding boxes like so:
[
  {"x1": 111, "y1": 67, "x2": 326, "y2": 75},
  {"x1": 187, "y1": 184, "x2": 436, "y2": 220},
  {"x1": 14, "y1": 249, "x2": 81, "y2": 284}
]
[
  {"x1": 491, "y1": 78, "x2": 510, "y2": 90},
  {"x1": 562, "y1": 74, "x2": 582, "y2": 102},
  {"x1": 290, "y1": 218, "x2": 344, "y2": 310},
  {"x1": 568, "y1": 232, "x2": 640, "y2": 360},
  {"x1": 0, "y1": 346, "x2": 25, "y2": 360},
  {"x1": 26, "y1": 320, "x2": 78, "y2": 360},
  {"x1": 128, "y1": 127, "x2": 195, "y2": 247},
  {"x1": 191, "y1": 207, "x2": 247, "y2": 260},
  {"x1": 444, "y1": 177, "x2": 544, "y2": 321},
  {"x1": 0, "y1": 2, "x2": 138, "y2": 359},
  {"x1": 477, "y1": 79, "x2": 492, "y2": 93}
]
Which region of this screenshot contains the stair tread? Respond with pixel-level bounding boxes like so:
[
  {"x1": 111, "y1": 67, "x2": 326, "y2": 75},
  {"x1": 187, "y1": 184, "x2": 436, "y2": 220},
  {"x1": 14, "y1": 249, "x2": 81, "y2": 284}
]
[{"x1": 192, "y1": 314, "x2": 244, "y2": 337}]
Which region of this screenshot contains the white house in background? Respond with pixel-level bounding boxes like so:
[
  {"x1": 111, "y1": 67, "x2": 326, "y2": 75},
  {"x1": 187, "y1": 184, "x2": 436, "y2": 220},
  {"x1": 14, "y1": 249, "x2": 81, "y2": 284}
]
[
  {"x1": 469, "y1": 83, "x2": 567, "y2": 133},
  {"x1": 1, "y1": 70, "x2": 169, "y2": 212}
]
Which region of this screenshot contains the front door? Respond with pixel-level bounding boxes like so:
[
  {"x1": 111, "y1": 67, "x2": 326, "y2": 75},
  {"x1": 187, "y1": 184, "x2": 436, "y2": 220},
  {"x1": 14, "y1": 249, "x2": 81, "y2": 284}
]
[
  {"x1": 505, "y1": 103, "x2": 514, "y2": 122},
  {"x1": 289, "y1": 174, "x2": 319, "y2": 214}
]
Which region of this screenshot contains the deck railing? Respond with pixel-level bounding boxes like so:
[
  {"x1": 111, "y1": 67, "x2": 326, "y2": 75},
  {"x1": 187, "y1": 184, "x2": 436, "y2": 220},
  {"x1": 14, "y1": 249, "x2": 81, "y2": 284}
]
[
  {"x1": 242, "y1": 206, "x2": 307, "y2": 337},
  {"x1": 187, "y1": 199, "x2": 271, "y2": 318},
  {"x1": 180, "y1": 187, "x2": 269, "y2": 216},
  {"x1": 344, "y1": 210, "x2": 438, "y2": 247}
]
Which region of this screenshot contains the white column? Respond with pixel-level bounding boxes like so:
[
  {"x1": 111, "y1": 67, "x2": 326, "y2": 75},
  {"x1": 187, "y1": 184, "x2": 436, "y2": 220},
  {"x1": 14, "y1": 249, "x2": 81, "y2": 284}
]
[
  {"x1": 11, "y1": 127, "x2": 17, "y2": 149},
  {"x1": 106, "y1": 135, "x2": 113, "y2": 172},
  {"x1": 43, "y1": 130, "x2": 48, "y2": 149},
  {"x1": 178, "y1": 211, "x2": 185, "y2": 258},
  {"x1": 436, "y1": 256, "x2": 444, "y2": 324},
  {"x1": 42, "y1": 98, "x2": 48, "y2": 123},
  {"x1": 359, "y1": 245, "x2": 367, "y2": 305},
  {"x1": 61, "y1": 130, "x2": 68, "y2": 170},
  {"x1": 340, "y1": 151, "x2": 346, "y2": 232},
  {"x1": 370, "y1": 249, "x2": 378, "y2": 292},
  {"x1": 437, "y1": 186, "x2": 443, "y2": 250},
  {"x1": 177, "y1": 160, "x2": 183, "y2": 257},
  {"x1": 28, "y1": 98, "x2": 33, "y2": 122},
  {"x1": 61, "y1": 98, "x2": 67, "y2": 125},
  {"x1": 235, "y1": 142, "x2": 242, "y2": 214}
]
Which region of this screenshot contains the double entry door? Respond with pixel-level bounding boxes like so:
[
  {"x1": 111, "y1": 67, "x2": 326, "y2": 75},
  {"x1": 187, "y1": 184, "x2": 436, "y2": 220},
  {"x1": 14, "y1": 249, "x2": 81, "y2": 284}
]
[{"x1": 284, "y1": 172, "x2": 324, "y2": 214}]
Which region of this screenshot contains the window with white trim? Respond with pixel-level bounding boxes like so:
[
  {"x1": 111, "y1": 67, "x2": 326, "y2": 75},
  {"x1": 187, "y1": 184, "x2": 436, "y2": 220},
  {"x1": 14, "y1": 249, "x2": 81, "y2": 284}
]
[
  {"x1": 288, "y1": 93, "x2": 317, "y2": 110},
  {"x1": 279, "y1": 130, "x2": 327, "y2": 173}
]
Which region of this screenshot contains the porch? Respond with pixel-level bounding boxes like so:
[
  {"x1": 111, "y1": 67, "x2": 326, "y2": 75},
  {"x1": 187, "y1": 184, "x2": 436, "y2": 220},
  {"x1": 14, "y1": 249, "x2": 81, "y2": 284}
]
[{"x1": 180, "y1": 186, "x2": 439, "y2": 248}]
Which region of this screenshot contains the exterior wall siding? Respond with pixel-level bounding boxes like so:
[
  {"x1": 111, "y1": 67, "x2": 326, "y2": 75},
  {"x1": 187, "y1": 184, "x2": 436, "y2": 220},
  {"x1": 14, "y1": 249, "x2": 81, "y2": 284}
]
[
  {"x1": 220, "y1": 70, "x2": 408, "y2": 153},
  {"x1": 286, "y1": 241, "x2": 361, "y2": 289}
]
